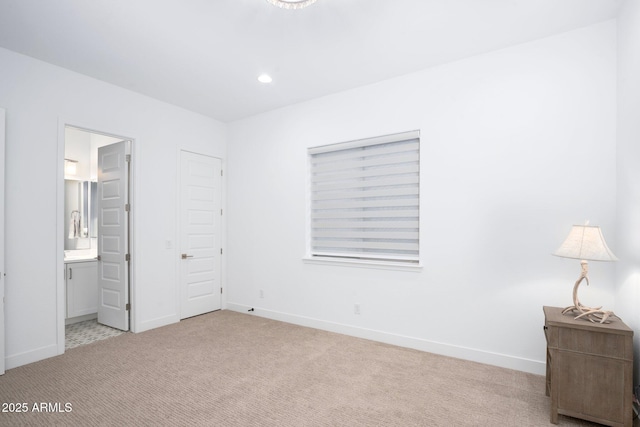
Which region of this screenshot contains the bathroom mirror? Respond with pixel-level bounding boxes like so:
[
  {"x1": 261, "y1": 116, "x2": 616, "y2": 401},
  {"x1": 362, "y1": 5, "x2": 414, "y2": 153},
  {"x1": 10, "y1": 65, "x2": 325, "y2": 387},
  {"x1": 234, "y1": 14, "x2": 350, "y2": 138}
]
[{"x1": 64, "y1": 179, "x2": 97, "y2": 250}]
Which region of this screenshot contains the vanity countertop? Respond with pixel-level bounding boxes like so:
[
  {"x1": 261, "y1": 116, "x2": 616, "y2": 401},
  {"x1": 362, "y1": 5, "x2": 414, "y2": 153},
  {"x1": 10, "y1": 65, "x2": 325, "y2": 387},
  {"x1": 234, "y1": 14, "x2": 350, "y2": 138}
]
[{"x1": 64, "y1": 251, "x2": 98, "y2": 263}]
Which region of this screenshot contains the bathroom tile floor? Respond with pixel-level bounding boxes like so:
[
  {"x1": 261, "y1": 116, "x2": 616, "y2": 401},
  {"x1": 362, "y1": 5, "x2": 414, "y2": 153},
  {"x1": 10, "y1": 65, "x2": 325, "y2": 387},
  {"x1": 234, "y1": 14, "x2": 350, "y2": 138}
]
[{"x1": 65, "y1": 319, "x2": 126, "y2": 350}]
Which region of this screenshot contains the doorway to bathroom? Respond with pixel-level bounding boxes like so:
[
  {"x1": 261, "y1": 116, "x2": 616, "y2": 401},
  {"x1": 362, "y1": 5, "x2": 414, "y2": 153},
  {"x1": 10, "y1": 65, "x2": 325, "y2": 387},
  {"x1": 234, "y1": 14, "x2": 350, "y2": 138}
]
[{"x1": 60, "y1": 125, "x2": 133, "y2": 351}]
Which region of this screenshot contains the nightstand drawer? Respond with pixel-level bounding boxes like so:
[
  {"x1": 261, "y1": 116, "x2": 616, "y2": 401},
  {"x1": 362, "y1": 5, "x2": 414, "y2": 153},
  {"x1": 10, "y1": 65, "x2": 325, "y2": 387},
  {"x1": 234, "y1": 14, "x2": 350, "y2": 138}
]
[{"x1": 557, "y1": 327, "x2": 630, "y2": 359}]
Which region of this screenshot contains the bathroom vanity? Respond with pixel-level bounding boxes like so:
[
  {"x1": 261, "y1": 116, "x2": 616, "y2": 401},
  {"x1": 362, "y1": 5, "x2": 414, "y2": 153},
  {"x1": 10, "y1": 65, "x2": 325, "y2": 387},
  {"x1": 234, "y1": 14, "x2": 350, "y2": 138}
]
[{"x1": 65, "y1": 258, "x2": 98, "y2": 322}]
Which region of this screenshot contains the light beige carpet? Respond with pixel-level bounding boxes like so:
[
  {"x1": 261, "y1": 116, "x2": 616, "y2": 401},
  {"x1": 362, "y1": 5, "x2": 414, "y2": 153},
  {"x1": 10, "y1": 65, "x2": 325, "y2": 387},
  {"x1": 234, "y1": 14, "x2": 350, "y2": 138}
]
[{"x1": 0, "y1": 310, "x2": 599, "y2": 426}]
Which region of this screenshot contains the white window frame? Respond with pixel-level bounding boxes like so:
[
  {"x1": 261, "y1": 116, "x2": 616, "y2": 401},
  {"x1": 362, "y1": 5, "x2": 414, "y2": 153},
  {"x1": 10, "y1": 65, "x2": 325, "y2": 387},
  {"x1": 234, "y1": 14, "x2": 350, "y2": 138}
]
[{"x1": 305, "y1": 130, "x2": 421, "y2": 270}]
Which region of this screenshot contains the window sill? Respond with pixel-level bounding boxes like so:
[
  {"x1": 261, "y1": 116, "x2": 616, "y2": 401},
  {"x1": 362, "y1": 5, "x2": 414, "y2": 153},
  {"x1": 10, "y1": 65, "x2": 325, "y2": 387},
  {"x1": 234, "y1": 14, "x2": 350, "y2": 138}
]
[{"x1": 302, "y1": 256, "x2": 423, "y2": 272}]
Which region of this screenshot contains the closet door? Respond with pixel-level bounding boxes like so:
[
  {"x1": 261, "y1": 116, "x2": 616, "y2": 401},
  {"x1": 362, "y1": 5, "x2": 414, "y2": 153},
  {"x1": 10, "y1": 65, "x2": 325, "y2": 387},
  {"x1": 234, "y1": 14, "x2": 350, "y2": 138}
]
[{"x1": 179, "y1": 151, "x2": 222, "y2": 319}]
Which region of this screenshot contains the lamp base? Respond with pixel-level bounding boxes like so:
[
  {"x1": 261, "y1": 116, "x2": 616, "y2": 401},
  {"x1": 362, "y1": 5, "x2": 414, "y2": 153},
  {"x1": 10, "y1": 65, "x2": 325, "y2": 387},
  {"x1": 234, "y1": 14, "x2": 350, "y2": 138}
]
[
  {"x1": 562, "y1": 260, "x2": 613, "y2": 324},
  {"x1": 562, "y1": 305, "x2": 613, "y2": 324}
]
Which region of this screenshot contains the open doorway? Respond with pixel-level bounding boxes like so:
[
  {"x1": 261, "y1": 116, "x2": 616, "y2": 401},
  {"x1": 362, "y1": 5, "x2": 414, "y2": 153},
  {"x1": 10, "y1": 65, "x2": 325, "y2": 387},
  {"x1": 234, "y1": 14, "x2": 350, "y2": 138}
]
[{"x1": 61, "y1": 125, "x2": 133, "y2": 350}]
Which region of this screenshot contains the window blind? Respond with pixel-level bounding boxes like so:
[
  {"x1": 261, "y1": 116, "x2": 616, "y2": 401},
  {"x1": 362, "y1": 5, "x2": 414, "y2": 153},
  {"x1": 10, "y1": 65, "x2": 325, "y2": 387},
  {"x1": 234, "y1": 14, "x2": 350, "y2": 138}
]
[{"x1": 309, "y1": 130, "x2": 420, "y2": 264}]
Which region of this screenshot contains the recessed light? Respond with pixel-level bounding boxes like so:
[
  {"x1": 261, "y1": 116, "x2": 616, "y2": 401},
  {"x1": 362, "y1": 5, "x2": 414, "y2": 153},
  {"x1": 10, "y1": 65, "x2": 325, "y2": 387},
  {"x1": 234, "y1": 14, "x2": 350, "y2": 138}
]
[{"x1": 258, "y1": 74, "x2": 273, "y2": 84}]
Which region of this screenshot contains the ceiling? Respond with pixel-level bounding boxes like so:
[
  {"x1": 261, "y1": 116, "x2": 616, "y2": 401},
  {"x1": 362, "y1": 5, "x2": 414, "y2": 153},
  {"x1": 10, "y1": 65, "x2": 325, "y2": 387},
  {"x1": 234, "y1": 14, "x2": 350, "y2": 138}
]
[{"x1": 0, "y1": 0, "x2": 623, "y2": 122}]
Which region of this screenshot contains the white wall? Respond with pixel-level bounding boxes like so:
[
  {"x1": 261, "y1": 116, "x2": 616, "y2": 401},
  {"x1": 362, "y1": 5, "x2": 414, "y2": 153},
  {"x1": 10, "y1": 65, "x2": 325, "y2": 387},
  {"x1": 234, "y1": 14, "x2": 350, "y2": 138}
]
[
  {"x1": 226, "y1": 21, "x2": 618, "y2": 374},
  {"x1": 615, "y1": 0, "x2": 640, "y2": 384},
  {"x1": 0, "y1": 47, "x2": 226, "y2": 369}
]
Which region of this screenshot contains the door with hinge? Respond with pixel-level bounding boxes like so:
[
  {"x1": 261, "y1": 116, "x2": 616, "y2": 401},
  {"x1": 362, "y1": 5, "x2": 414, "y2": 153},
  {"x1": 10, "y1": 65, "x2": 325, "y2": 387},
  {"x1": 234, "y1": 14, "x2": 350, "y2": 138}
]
[
  {"x1": 179, "y1": 151, "x2": 222, "y2": 319},
  {"x1": 0, "y1": 108, "x2": 6, "y2": 374},
  {"x1": 97, "y1": 140, "x2": 130, "y2": 331}
]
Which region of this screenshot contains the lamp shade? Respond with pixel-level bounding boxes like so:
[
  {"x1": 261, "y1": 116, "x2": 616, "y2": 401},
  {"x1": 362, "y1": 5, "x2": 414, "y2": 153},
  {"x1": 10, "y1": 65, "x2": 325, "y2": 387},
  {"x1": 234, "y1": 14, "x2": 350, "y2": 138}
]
[{"x1": 553, "y1": 225, "x2": 618, "y2": 262}]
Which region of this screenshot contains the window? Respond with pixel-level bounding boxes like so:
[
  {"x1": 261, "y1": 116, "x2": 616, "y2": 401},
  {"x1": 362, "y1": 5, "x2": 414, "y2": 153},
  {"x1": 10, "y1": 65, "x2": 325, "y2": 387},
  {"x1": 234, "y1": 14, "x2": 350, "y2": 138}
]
[{"x1": 308, "y1": 130, "x2": 420, "y2": 266}]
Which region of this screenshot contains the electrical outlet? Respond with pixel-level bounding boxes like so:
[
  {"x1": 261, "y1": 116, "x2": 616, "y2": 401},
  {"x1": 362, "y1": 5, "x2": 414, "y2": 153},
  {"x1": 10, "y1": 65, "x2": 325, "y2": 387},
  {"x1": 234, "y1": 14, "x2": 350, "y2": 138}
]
[
  {"x1": 259, "y1": 289, "x2": 264, "y2": 299},
  {"x1": 354, "y1": 303, "x2": 361, "y2": 315}
]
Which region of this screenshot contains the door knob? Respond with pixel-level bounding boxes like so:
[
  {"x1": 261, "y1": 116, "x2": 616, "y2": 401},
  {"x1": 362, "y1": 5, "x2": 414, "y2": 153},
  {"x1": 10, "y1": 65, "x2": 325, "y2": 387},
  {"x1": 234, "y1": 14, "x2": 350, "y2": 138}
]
[{"x1": 181, "y1": 254, "x2": 194, "y2": 259}]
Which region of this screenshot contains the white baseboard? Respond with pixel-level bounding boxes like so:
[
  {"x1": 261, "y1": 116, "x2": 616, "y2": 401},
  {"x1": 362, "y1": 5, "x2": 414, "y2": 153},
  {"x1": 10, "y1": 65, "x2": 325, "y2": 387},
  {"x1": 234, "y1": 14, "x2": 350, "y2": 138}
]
[
  {"x1": 135, "y1": 313, "x2": 179, "y2": 333},
  {"x1": 226, "y1": 302, "x2": 546, "y2": 376},
  {"x1": 5, "y1": 343, "x2": 59, "y2": 370}
]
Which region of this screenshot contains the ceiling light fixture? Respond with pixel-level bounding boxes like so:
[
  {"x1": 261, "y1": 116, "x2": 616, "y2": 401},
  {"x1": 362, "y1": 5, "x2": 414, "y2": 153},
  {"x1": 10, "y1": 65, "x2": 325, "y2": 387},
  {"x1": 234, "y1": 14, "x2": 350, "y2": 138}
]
[
  {"x1": 258, "y1": 74, "x2": 273, "y2": 83},
  {"x1": 64, "y1": 158, "x2": 78, "y2": 175},
  {"x1": 266, "y1": 0, "x2": 318, "y2": 10}
]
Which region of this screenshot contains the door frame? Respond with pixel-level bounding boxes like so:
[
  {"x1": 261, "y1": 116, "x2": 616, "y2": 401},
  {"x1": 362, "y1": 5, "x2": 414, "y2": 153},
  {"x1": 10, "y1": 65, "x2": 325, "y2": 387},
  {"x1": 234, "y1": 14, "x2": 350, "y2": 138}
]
[{"x1": 56, "y1": 119, "x2": 137, "y2": 355}]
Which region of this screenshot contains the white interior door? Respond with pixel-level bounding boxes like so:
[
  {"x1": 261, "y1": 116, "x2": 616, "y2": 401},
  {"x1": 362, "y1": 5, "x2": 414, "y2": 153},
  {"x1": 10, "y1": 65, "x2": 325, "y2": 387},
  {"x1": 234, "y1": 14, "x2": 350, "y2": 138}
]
[
  {"x1": 0, "y1": 108, "x2": 6, "y2": 374},
  {"x1": 97, "y1": 141, "x2": 130, "y2": 331},
  {"x1": 180, "y1": 151, "x2": 222, "y2": 319}
]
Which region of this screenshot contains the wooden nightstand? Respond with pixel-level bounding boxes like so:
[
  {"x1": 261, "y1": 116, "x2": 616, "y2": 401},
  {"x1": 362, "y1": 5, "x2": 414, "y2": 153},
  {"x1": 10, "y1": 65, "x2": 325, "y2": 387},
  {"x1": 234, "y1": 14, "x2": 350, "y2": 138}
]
[{"x1": 543, "y1": 306, "x2": 634, "y2": 427}]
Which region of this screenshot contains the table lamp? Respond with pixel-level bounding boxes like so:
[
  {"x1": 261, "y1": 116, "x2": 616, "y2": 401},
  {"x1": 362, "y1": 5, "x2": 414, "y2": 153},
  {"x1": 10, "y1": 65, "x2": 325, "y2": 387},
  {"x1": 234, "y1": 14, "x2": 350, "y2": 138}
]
[{"x1": 552, "y1": 223, "x2": 618, "y2": 323}]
